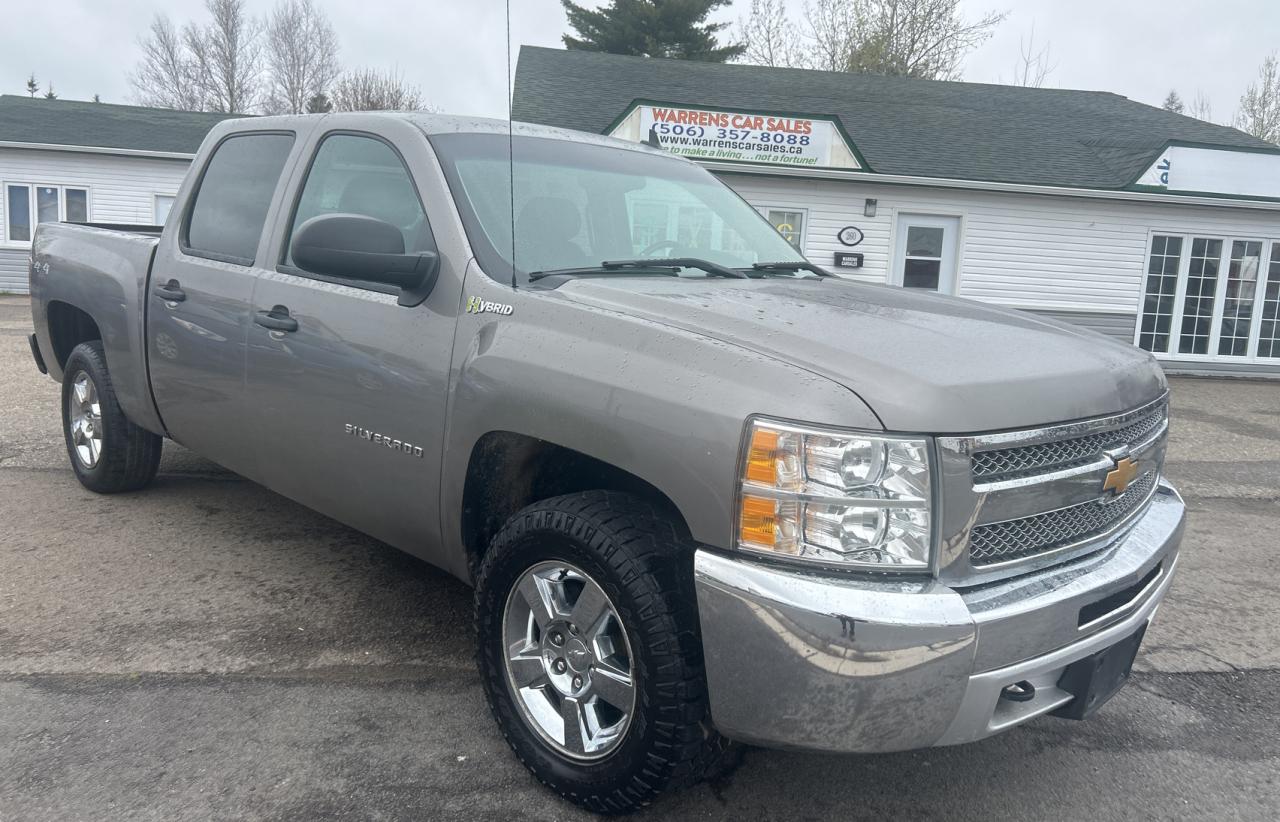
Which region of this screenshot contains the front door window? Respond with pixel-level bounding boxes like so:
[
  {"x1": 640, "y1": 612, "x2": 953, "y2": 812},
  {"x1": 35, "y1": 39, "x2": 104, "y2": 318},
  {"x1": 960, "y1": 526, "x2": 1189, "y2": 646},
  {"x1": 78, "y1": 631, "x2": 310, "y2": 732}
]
[{"x1": 894, "y1": 214, "x2": 959, "y2": 293}]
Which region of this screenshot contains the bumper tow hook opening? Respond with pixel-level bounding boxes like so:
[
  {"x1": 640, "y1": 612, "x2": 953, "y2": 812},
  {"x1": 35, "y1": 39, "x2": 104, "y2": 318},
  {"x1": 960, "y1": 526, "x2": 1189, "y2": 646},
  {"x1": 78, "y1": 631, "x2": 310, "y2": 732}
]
[{"x1": 1001, "y1": 681, "x2": 1036, "y2": 703}]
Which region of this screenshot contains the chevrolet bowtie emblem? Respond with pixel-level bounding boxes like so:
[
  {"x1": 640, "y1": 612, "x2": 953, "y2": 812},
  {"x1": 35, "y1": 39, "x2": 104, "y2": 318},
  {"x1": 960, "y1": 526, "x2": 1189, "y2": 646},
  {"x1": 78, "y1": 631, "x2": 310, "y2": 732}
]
[{"x1": 1103, "y1": 456, "x2": 1140, "y2": 495}]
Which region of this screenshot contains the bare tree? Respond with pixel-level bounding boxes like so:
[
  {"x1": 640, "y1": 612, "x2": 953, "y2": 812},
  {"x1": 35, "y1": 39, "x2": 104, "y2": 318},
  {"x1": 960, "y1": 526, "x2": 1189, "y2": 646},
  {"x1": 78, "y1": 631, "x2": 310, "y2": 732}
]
[
  {"x1": 184, "y1": 0, "x2": 263, "y2": 113},
  {"x1": 1161, "y1": 90, "x2": 1184, "y2": 113},
  {"x1": 130, "y1": 14, "x2": 203, "y2": 110},
  {"x1": 850, "y1": 0, "x2": 1007, "y2": 80},
  {"x1": 330, "y1": 68, "x2": 430, "y2": 112},
  {"x1": 804, "y1": 0, "x2": 870, "y2": 71},
  {"x1": 263, "y1": 0, "x2": 340, "y2": 115},
  {"x1": 1011, "y1": 24, "x2": 1054, "y2": 88},
  {"x1": 1188, "y1": 90, "x2": 1213, "y2": 123},
  {"x1": 1235, "y1": 53, "x2": 1280, "y2": 143},
  {"x1": 737, "y1": 0, "x2": 805, "y2": 68}
]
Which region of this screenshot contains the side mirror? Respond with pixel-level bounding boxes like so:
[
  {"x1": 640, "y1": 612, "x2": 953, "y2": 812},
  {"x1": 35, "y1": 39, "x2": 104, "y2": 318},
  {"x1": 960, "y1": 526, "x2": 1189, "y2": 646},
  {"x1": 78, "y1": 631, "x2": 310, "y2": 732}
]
[{"x1": 290, "y1": 213, "x2": 440, "y2": 305}]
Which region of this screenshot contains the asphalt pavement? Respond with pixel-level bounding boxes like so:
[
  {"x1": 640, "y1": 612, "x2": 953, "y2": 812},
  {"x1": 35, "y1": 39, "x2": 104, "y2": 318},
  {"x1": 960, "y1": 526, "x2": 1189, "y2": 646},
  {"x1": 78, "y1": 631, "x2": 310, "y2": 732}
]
[{"x1": 2, "y1": 294, "x2": 1278, "y2": 820}]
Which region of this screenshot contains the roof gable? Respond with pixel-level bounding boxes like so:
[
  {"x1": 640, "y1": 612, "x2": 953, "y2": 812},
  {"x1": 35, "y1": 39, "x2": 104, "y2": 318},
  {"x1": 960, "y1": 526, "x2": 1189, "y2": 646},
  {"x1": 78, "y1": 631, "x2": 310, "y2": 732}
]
[{"x1": 511, "y1": 46, "x2": 1274, "y2": 191}]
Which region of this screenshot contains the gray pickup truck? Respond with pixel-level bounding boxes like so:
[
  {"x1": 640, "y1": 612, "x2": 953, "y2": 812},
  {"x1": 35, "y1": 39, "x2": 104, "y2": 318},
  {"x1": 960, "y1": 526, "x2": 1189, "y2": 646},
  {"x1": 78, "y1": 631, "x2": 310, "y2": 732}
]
[{"x1": 28, "y1": 112, "x2": 1185, "y2": 813}]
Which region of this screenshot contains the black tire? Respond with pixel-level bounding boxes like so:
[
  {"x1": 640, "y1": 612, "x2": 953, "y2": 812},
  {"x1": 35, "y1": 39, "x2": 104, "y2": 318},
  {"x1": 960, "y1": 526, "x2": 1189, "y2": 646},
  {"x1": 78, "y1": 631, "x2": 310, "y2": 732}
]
[
  {"x1": 475, "y1": 491, "x2": 733, "y2": 814},
  {"x1": 61, "y1": 341, "x2": 162, "y2": 493}
]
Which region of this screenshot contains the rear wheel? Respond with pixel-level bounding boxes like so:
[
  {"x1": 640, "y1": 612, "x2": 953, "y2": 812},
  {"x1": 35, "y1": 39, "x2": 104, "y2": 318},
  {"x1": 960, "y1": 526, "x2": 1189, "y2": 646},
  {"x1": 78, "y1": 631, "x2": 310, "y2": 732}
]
[
  {"x1": 61, "y1": 341, "x2": 162, "y2": 493},
  {"x1": 475, "y1": 491, "x2": 731, "y2": 814}
]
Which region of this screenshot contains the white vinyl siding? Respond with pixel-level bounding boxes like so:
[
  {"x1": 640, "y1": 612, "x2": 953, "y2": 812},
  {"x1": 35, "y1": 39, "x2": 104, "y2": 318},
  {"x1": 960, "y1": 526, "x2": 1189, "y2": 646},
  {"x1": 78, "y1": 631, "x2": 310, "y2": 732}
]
[
  {"x1": 0, "y1": 147, "x2": 191, "y2": 292},
  {"x1": 0, "y1": 148, "x2": 190, "y2": 245},
  {"x1": 718, "y1": 172, "x2": 1280, "y2": 317}
]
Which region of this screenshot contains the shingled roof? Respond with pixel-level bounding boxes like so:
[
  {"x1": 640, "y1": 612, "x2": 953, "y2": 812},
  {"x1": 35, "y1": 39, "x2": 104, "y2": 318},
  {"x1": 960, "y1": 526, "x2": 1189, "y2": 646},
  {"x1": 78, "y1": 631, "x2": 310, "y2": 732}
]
[
  {"x1": 511, "y1": 46, "x2": 1273, "y2": 191},
  {"x1": 0, "y1": 95, "x2": 235, "y2": 155}
]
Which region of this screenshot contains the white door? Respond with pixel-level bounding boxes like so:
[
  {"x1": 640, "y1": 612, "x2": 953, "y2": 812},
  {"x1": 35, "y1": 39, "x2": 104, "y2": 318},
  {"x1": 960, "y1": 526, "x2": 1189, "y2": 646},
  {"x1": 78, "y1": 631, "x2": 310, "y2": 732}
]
[{"x1": 893, "y1": 214, "x2": 960, "y2": 294}]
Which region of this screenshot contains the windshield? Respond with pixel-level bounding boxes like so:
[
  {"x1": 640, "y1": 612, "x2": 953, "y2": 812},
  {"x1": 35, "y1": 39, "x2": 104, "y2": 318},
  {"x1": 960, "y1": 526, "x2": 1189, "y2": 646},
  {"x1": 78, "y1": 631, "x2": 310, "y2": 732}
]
[{"x1": 430, "y1": 133, "x2": 806, "y2": 283}]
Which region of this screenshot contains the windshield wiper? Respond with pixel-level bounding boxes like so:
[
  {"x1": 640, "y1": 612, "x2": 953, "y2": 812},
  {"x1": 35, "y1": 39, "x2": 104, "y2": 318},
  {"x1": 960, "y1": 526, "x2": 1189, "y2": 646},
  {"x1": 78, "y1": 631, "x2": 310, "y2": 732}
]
[
  {"x1": 529, "y1": 257, "x2": 748, "y2": 282},
  {"x1": 749, "y1": 261, "x2": 830, "y2": 277}
]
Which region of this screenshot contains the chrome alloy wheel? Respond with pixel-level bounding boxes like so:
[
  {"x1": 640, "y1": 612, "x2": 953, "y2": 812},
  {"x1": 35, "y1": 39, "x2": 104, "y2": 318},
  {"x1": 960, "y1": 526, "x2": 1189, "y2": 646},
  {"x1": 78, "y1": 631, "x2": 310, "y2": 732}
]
[
  {"x1": 502, "y1": 561, "x2": 637, "y2": 761},
  {"x1": 68, "y1": 372, "x2": 103, "y2": 469}
]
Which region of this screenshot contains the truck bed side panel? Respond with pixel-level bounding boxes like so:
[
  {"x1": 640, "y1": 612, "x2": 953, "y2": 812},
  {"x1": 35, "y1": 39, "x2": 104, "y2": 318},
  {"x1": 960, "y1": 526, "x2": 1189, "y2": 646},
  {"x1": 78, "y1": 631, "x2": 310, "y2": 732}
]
[{"x1": 30, "y1": 223, "x2": 166, "y2": 435}]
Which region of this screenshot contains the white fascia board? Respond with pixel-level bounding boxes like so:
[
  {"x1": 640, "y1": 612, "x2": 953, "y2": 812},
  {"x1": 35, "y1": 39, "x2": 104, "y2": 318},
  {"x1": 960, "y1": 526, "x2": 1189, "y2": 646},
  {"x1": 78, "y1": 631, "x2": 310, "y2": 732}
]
[
  {"x1": 0, "y1": 141, "x2": 194, "y2": 161},
  {"x1": 699, "y1": 160, "x2": 1280, "y2": 212}
]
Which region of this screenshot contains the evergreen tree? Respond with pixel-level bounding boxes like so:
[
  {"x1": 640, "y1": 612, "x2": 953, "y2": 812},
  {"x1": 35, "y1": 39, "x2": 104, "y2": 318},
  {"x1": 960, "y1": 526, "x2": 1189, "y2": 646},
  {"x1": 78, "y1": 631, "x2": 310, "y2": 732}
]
[
  {"x1": 562, "y1": 0, "x2": 744, "y2": 62},
  {"x1": 44, "y1": 84, "x2": 58, "y2": 100},
  {"x1": 1161, "y1": 90, "x2": 1184, "y2": 114},
  {"x1": 26, "y1": 73, "x2": 38, "y2": 97},
  {"x1": 305, "y1": 91, "x2": 332, "y2": 113}
]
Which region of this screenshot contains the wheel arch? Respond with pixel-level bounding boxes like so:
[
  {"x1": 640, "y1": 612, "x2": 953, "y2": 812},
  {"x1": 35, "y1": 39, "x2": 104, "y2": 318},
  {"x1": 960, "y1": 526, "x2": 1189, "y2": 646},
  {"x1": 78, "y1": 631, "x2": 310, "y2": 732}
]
[
  {"x1": 460, "y1": 431, "x2": 692, "y2": 577},
  {"x1": 46, "y1": 300, "x2": 103, "y2": 374}
]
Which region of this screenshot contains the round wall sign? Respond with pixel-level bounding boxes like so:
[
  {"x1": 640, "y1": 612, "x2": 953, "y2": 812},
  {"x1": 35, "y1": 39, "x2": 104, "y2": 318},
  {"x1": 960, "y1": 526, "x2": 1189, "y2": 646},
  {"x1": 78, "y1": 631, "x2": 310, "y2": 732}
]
[{"x1": 838, "y1": 226, "x2": 865, "y2": 247}]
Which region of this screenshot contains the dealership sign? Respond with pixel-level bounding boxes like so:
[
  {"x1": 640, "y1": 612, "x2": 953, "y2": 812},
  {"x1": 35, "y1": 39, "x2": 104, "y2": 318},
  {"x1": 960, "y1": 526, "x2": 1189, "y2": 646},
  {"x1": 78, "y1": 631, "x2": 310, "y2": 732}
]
[
  {"x1": 612, "y1": 104, "x2": 861, "y2": 169},
  {"x1": 1134, "y1": 144, "x2": 1280, "y2": 199}
]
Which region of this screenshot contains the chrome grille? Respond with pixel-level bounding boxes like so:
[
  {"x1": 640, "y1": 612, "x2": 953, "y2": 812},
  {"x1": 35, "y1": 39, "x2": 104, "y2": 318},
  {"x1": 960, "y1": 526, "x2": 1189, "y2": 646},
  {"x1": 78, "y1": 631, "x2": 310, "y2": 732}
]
[
  {"x1": 969, "y1": 471, "x2": 1157, "y2": 567},
  {"x1": 971, "y1": 403, "x2": 1166, "y2": 483}
]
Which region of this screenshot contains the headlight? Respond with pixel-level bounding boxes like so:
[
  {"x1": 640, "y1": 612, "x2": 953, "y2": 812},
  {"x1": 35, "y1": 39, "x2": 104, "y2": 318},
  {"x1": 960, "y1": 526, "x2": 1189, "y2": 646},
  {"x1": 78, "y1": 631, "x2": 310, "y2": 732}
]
[{"x1": 736, "y1": 418, "x2": 933, "y2": 570}]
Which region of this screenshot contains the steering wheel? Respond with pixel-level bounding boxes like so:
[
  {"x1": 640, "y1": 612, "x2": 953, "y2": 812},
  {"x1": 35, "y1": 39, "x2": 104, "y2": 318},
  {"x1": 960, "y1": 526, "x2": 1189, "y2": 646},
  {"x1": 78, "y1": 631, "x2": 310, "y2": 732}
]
[{"x1": 638, "y1": 239, "x2": 681, "y2": 257}]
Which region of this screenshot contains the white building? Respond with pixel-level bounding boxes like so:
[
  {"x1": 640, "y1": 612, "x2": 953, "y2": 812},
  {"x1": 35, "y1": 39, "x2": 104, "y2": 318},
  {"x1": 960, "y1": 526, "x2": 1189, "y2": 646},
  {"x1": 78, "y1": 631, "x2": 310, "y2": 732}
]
[
  {"x1": 0, "y1": 95, "x2": 231, "y2": 294},
  {"x1": 512, "y1": 47, "x2": 1280, "y2": 377}
]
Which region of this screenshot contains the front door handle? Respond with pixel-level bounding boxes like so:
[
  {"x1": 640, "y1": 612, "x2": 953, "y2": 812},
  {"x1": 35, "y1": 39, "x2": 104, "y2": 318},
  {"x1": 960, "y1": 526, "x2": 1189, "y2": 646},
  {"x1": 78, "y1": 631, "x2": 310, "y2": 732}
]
[
  {"x1": 254, "y1": 306, "x2": 298, "y2": 333},
  {"x1": 153, "y1": 279, "x2": 186, "y2": 302}
]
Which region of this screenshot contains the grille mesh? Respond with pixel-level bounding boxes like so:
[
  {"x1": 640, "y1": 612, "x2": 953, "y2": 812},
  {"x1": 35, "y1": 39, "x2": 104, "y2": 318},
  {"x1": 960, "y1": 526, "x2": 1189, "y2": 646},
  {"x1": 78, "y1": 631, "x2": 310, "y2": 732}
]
[
  {"x1": 969, "y1": 471, "x2": 1157, "y2": 566},
  {"x1": 971, "y1": 405, "x2": 1166, "y2": 483}
]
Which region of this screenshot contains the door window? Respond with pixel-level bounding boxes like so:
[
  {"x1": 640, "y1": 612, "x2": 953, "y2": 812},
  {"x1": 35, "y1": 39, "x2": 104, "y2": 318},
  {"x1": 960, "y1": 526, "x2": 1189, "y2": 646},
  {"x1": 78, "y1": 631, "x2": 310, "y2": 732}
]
[
  {"x1": 284, "y1": 133, "x2": 432, "y2": 269},
  {"x1": 894, "y1": 215, "x2": 959, "y2": 293},
  {"x1": 184, "y1": 132, "x2": 295, "y2": 265}
]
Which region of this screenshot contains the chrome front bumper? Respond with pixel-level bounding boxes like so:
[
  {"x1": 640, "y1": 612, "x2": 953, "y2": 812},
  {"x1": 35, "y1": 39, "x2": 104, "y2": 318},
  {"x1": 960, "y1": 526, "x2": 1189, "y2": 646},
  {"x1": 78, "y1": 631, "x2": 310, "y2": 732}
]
[{"x1": 693, "y1": 481, "x2": 1185, "y2": 753}]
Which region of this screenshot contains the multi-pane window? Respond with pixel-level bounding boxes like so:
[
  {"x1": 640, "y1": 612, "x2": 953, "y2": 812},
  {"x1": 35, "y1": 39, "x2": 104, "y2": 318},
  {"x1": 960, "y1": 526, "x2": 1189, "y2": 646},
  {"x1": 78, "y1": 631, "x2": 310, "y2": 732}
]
[
  {"x1": 1259, "y1": 245, "x2": 1280, "y2": 359},
  {"x1": 1178, "y1": 238, "x2": 1223, "y2": 355},
  {"x1": 1139, "y1": 233, "x2": 1280, "y2": 360},
  {"x1": 1138, "y1": 235, "x2": 1182, "y2": 352},
  {"x1": 3, "y1": 183, "x2": 89, "y2": 243},
  {"x1": 1218, "y1": 240, "x2": 1263, "y2": 356}
]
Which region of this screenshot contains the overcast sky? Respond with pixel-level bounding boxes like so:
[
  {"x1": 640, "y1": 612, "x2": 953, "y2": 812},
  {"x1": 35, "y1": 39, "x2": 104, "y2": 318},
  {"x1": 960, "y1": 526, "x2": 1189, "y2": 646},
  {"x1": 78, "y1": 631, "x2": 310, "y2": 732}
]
[{"x1": 4, "y1": 0, "x2": 1275, "y2": 128}]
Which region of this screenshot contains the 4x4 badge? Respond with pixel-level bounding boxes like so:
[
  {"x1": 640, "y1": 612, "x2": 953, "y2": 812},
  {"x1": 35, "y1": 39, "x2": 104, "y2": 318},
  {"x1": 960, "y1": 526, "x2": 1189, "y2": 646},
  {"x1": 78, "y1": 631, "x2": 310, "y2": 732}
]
[{"x1": 1102, "y1": 456, "x2": 1140, "y2": 495}]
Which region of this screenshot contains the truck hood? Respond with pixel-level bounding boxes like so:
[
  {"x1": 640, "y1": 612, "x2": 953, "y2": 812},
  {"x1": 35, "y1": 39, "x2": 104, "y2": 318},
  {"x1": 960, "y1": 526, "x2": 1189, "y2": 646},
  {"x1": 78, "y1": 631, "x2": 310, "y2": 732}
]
[{"x1": 556, "y1": 277, "x2": 1166, "y2": 433}]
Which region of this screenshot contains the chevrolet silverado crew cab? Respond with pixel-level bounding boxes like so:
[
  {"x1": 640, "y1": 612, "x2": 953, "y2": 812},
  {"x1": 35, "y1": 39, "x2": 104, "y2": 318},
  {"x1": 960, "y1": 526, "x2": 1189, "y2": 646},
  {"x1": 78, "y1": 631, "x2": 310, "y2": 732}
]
[{"x1": 28, "y1": 112, "x2": 1185, "y2": 814}]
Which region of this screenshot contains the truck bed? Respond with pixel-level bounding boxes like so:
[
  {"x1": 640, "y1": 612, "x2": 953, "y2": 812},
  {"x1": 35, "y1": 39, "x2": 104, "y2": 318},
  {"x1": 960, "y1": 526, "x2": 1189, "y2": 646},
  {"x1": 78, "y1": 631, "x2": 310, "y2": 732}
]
[{"x1": 29, "y1": 221, "x2": 165, "y2": 434}]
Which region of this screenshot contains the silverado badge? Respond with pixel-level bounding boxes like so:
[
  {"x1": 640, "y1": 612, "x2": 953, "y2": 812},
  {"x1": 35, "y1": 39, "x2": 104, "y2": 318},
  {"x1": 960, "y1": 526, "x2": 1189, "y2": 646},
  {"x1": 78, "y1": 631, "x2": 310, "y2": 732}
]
[{"x1": 1102, "y1": 456, "x2": 1140, "y2": 495}]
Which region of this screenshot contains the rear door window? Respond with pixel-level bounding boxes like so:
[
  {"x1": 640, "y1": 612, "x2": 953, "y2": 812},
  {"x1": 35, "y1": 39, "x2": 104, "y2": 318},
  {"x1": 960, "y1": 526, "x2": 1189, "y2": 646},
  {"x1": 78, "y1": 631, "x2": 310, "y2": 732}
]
[{"x1": 184, "y1": 132, "x2": 295, "y2": 265}]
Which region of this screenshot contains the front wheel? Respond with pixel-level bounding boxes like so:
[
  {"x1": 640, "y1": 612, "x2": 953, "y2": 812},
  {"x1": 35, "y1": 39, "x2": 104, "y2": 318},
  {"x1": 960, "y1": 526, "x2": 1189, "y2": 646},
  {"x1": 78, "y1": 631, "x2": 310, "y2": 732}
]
[{"x1": 475, "y1": 492, "x2": 731, "y2": 814}]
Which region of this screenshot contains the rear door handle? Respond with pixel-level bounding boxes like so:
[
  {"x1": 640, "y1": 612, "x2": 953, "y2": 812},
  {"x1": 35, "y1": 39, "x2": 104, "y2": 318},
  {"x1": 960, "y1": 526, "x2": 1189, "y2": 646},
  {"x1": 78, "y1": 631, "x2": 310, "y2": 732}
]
[
  {"x1": 254, "y1": 306, "x2": 298, "y2": 333},
  {"x1": 153, "y1": 280, "x2": 186, "y2": 302}
]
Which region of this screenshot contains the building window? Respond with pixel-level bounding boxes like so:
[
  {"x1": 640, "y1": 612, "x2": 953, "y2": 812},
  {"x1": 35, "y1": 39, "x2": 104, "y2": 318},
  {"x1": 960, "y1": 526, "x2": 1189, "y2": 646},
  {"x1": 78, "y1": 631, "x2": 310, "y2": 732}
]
[
  {"x1": 3, "y1": 183, "x2": 89, "y2": 244},
  {"x1": 1259, "y1": 245, "x2": 1280, "y2": 359},
  {"x1": 1138, "y1": 234, "x2": 1280, "y2": 360},
  {"x1": 766, "y1": 208, "x2": 804, "y2": 250},
  {"x1": 1178, "y1": 238, "x2": 1223, "y2": 355},
  {"x1": 154, "y1": 194, "x2": 176, "y2": 225},
  {"x1": 1138, "y1": 235, "x2": 1183, "y2": 352}
]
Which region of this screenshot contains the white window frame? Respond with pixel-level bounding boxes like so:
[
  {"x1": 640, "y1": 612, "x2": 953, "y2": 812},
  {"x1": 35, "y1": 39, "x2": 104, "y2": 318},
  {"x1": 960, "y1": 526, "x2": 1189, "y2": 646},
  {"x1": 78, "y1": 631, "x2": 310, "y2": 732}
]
[
  {"x1": 759, "y1": 206, "x2": 809, "y2": 252},
  {"x1": 888, "y1": 211, "x2": 964, "y2": 295},
  {"x1": 1135, "y1": 229, "x2": 1280, "y2": 363},
  {"x1": 2, "y1": 182, "x2": 91, "y2": 247}
]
